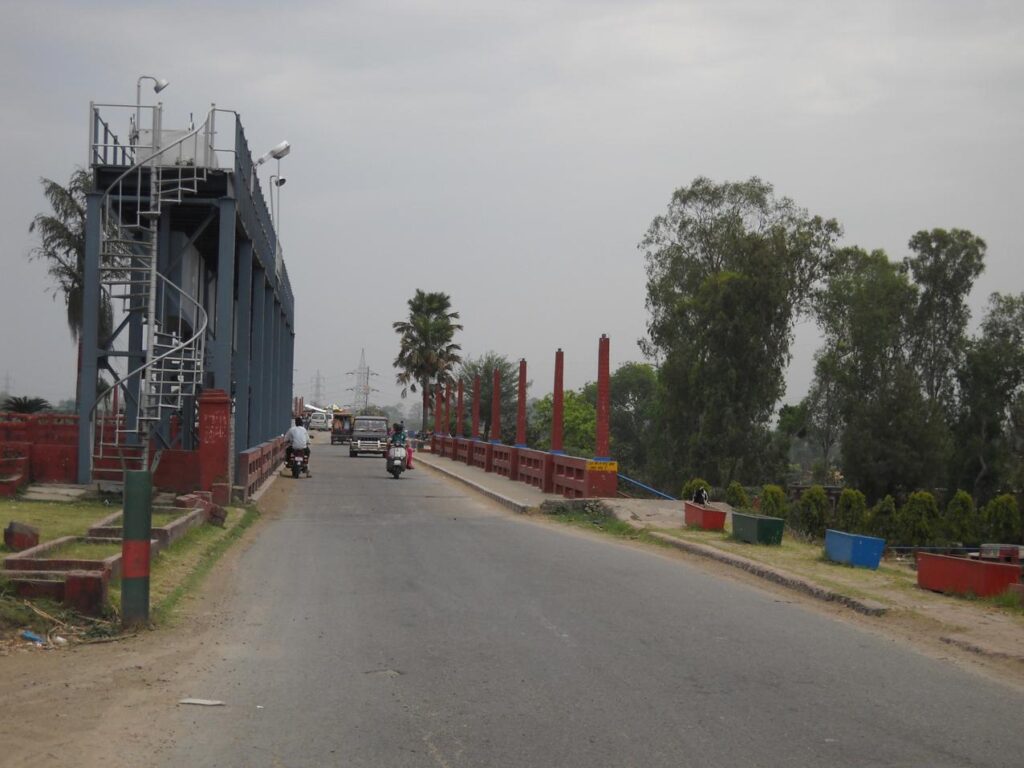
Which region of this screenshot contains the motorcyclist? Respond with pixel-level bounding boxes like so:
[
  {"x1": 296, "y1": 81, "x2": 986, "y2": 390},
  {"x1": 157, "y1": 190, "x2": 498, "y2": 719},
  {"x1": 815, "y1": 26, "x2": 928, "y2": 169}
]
[
  {"x1": 285, "y1": 416, "x2": 311, "y2": 475},
  {"x1": 387, "y1": 422, "x2": 407, "y2": 468}
]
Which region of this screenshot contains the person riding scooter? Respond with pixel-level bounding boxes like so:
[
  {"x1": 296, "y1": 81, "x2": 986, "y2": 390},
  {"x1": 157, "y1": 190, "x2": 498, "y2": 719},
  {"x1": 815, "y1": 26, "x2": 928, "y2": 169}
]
[
  {"x1": 385, "y1": 423, "x2": 409, "y2": 479},
  {"x1": 285, "y1": 416, "x2": 311, "y2": 476}
]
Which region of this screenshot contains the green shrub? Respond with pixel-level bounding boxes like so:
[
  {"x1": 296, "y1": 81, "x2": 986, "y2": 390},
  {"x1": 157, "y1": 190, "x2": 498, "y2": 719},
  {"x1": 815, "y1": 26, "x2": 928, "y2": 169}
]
[
  {"x1": 724, "y1": 481, "x2": 750, "y2": 509},
  {"x1": 895, "y1": 491, "x2": 939, "y2": 546},
  {"x1": 866, "y1": 495, "x2": 897, "y2": 541},
  {"x1": 832, "y1": 488, "x2": 867, "y2": 534},
  {"x1": 760, "y1": 484, "x2": 788, "y2": 519},
  {"x1": 942, "y1": 490, "x2": 981, "y2": 545},
  {"x1": 983, "y1": 494, "x2": 1022, "y2": 543},
  {"x1": 793, "y1": 485, "x2": 829, "y2": 539},
  {"x1": 682, "y1": 477, "x2": 711, "y2": 501}
]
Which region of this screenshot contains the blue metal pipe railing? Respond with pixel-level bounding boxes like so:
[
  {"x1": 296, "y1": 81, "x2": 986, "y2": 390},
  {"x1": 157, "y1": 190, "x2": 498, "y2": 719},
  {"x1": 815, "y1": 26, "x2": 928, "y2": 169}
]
[{"x1": 617, "y1": 473, "x2": 676, "y2": 500}]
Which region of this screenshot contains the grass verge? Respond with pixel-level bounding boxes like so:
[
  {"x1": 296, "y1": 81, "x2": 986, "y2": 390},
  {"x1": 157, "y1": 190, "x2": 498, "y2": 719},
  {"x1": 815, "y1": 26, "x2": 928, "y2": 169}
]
[
  {"x1": 541, "y1": 500, "x2": 650, "y2": 541},
  {"x1": 106, "y1": 505, "x2": 259, "y2": 625},
  {"x1": 0, "y1": 500, "x2": 113, "y2": 553}
]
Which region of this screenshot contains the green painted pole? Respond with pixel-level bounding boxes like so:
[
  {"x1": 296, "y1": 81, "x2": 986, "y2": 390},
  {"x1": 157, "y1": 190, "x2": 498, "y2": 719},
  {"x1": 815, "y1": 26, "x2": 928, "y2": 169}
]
[{"x1": 121, "y1": 470, "x2": 152, "y2": 627}]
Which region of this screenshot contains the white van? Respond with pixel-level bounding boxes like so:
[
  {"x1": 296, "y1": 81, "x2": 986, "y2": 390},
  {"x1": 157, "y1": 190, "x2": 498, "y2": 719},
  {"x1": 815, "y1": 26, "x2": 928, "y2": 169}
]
[{"x1": 308, "y1": 412, "x2": 329, "y2": 431}]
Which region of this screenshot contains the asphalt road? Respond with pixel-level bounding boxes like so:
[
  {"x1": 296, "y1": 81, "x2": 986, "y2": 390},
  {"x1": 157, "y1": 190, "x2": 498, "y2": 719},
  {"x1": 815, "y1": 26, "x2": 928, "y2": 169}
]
[{"x1": 164, "y1": 441, "x2": 1024, "y2": 767}]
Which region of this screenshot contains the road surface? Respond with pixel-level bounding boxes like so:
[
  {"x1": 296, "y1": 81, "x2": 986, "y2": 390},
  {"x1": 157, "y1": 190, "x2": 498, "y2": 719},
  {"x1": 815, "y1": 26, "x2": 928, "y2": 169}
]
[{"x1": 163, "y1": 441, "x2": 1024, "y2": 767}]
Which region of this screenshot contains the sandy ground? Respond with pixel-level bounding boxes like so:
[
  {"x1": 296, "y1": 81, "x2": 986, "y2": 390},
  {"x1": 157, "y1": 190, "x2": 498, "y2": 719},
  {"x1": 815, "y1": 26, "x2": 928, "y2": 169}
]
[
  {"x1": 0, "y1": 478, "x2": 292, "y2": 768},
  {"x1": 0, "y1": 477, "x2": 1022, "y2": 767}
]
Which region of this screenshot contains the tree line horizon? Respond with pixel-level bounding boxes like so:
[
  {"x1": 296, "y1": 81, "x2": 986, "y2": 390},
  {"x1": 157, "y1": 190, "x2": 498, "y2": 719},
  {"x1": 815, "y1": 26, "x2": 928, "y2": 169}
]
[{"x1": 392, "y1": 176, "x2": 1023, "y2": 520}]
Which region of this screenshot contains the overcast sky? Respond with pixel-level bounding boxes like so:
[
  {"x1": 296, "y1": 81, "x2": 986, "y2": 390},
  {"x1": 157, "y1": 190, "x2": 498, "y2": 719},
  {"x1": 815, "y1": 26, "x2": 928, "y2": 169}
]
[{"x1": 2, "y1": 0, "x2": 1021, "y2": 413}]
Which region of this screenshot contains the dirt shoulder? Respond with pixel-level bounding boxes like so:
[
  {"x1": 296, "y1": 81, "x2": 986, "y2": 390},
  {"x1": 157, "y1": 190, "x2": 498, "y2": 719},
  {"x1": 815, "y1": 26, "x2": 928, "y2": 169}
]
[{"x1": 0, "y1": 478, "x2": 292, "y2": 768}]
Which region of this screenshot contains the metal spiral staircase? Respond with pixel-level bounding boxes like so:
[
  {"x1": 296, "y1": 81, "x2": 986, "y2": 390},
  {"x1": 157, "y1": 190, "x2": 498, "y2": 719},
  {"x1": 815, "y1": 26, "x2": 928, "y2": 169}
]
[{"x1": 90, "y1": 115, "x2": 213, "y2": 482}]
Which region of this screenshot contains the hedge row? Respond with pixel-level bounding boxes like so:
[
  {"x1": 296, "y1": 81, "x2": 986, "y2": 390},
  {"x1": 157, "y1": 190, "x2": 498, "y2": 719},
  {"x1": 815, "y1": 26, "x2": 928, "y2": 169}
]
[{"x1": 682, "y1": 477, "x2": 1023, "y2": 546}]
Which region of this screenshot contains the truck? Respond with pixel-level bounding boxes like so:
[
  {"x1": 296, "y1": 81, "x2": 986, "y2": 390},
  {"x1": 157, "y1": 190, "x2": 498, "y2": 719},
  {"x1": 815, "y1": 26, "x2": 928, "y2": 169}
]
[
  {"x1": 330, "y1": 409, "x2": 354, "y2": 445},
  {"x1": 349, "y1": 415, "x2": 390, "y2": 457}
]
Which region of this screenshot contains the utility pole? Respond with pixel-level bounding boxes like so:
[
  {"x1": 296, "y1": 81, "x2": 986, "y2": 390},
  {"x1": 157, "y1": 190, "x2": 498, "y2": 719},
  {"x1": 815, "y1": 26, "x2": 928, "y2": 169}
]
[
  {"x1": 346, "y1": 349, "x2": 378, "y2": 413},
  {"x1": 1, "y1": 372, "x2": 11, "y2": 397}
]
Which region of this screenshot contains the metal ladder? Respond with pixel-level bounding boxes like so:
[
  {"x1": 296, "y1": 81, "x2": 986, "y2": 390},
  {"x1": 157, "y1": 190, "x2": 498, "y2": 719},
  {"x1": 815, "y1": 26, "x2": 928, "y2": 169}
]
[{"x1": 90, "y1": 113, "x2": 214, "y2": 481}]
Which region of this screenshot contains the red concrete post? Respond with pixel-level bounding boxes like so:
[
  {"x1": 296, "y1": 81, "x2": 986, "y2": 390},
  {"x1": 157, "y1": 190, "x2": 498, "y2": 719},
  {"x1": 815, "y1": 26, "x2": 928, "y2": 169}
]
[
  {"x1": 433, "y1": 386, "x2": 442, "y2": 433},
  {"x1": 551, "y1": 348, "x2": 564, "y2": 453},
  {"x1": 472, "y1": 374, "x2": 481, "y2": 440},
  {"x1": 490, "y1": 368, "x2": 501, "y2": 442},
  {"x1": 516, "y1": 359, "x2": 527, "y2": 446},
  {"x1": 456, "y1": 379, "x2": 464, "y2": 437},
  {"x1": 198, "y1": 389, "x2": 231, "y2": 502},
  {"x1": 595, "y1": 334, "x2": 611, "y2": 459},
  {"x1": 433, "y1": 385, "x2": 442, "y2": 452},
  {"x1": 444, "y1": 381, "x2": 451, "y2": 435}
]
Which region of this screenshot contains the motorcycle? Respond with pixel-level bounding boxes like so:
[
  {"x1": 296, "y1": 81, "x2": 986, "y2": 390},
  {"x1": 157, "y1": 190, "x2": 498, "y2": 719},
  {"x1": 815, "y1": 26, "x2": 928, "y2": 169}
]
[
  {"x1": 287, "y1": 448, "x2": 311, "y2": 479},
  {"x1": 386, "y1": 445, "x2": 407, "y2": 479}
]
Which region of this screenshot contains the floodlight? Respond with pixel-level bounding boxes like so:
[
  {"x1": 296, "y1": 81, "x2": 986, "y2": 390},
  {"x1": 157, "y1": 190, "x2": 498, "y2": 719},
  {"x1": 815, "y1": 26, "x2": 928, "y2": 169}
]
[{"x1": 257, "y1": 140, "x2": 291, "y2": 165}]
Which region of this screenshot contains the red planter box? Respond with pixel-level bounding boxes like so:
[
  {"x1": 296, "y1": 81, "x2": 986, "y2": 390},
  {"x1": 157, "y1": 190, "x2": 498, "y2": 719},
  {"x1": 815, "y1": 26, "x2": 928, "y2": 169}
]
[
  {"x1": 917, "y1": 552, "x2": 1021, "y2": 598},
  {"x1": 684, "y1": 501, "x2": 726, "y2": 531}
]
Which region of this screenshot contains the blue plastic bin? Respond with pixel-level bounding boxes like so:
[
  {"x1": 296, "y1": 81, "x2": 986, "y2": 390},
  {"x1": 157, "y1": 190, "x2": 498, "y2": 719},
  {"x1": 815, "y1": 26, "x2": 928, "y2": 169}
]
[{"x1": 824, "y1": 529, "x2": 886, "y2": 570}]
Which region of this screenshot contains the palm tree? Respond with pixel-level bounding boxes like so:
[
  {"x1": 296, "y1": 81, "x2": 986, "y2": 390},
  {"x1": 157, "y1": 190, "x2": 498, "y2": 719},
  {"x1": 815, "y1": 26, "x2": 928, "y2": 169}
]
[
  {"x1": 28, "y1": 168, "x2": 114, "y2": 341},
  {"x1": 3, "y1": 396, "x2": 51, "y2": 413},
  {"x1": 393, "y1": 290, "x2": 463, "y2": 431}
]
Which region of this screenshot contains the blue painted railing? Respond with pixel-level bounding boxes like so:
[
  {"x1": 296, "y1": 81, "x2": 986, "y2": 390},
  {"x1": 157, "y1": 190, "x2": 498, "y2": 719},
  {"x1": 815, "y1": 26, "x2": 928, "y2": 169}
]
[{"x1": 617, "y1": 473, "x2": 676, "y2": 501}]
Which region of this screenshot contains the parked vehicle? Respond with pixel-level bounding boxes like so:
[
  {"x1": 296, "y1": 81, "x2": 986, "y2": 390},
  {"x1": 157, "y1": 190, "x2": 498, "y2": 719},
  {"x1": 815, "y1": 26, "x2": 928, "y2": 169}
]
[
  {"x1": 308, "y1": 412, "x2": 329, "y2": 431},
  {"x1": 287, "y1": 449, "x2": 311, "y2": 478},
  {"x1": 386, "y1": 445, "x2": 407, "y2": 479},
  {"x1": 331, "y1": 409, "x2": 354, "y2": 445},
  {"x1": 349, "y1": 416, "x2": 390, "y2": 457}
]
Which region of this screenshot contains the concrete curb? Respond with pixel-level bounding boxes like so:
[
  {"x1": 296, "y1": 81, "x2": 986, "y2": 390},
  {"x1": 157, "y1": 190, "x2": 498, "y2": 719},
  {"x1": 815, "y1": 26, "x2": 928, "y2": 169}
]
[
  {"x1": 416, "y1": 458, "x2": 535, "y2": 515},
  {"x1": 650, "y1": 532, "x2": 889, "y2": 617}
]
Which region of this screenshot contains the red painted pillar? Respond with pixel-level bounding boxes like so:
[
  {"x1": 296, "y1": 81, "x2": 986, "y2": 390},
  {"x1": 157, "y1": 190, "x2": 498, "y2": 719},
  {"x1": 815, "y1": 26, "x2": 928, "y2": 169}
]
[
  {"x1": 433, "y1": 386, "x2": 442, "y2": 434},
  {"x1": 516, "y1": 359, "x2": 527, "y2": 446},
  {"x1": 472, "y1": 375, "x2": 481, "y2": 440},
  {"x1": 551, "y1": 348, "x2": 564, "y2": 453},
  {"x1": 198, "y1": 389, "x2": 231, "y2": 505},
  {"x1": 432, "y1": 385, "x2": 442, "y2": 453},
  {"x1": 490, "y1": 368, "x2": 501, "y2": 442},
  {"x1": 456, "y1": 379, "x2": 464, "y2": 437},
  {"x1": 444, "y1": 381, "x2": 452, "y2": 435},
  {"x1": 595, "y1": 334, "x2": 610, "y2": 459}
]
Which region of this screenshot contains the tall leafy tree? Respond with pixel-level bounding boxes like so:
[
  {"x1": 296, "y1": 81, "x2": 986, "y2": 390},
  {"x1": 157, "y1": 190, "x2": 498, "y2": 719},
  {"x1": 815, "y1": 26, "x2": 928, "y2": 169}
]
[
  {"x1": 392, "y1": 290, "x2": 462, "y2": 430},
  {"x1": 641, "y1": 177, "x2": 840, "y2": 486},
  {"x1": 456, "y1": 352, "x2": 519, "y2": 442},
  {"x1": 805, "y1": 350, "x2": 844, "y2": 470},
  {"x1": 28, "y1": 169, "x2": 114, "y2": 341},
  {"x1": 530, "y1": 390, "x2": 596, "y2": 457},
  {"x1": 582, "y1": 362, "x2": 661, "y2": 484},
  {"x1": 953, "y1": 293, "x2": 1024, "y2": 501},
  {"x1": 904, "y1": 228, "x2": 986, "y2": 409},
  {"x1": 813, "y1": 247, "x2": 946, "y2": 500}
]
